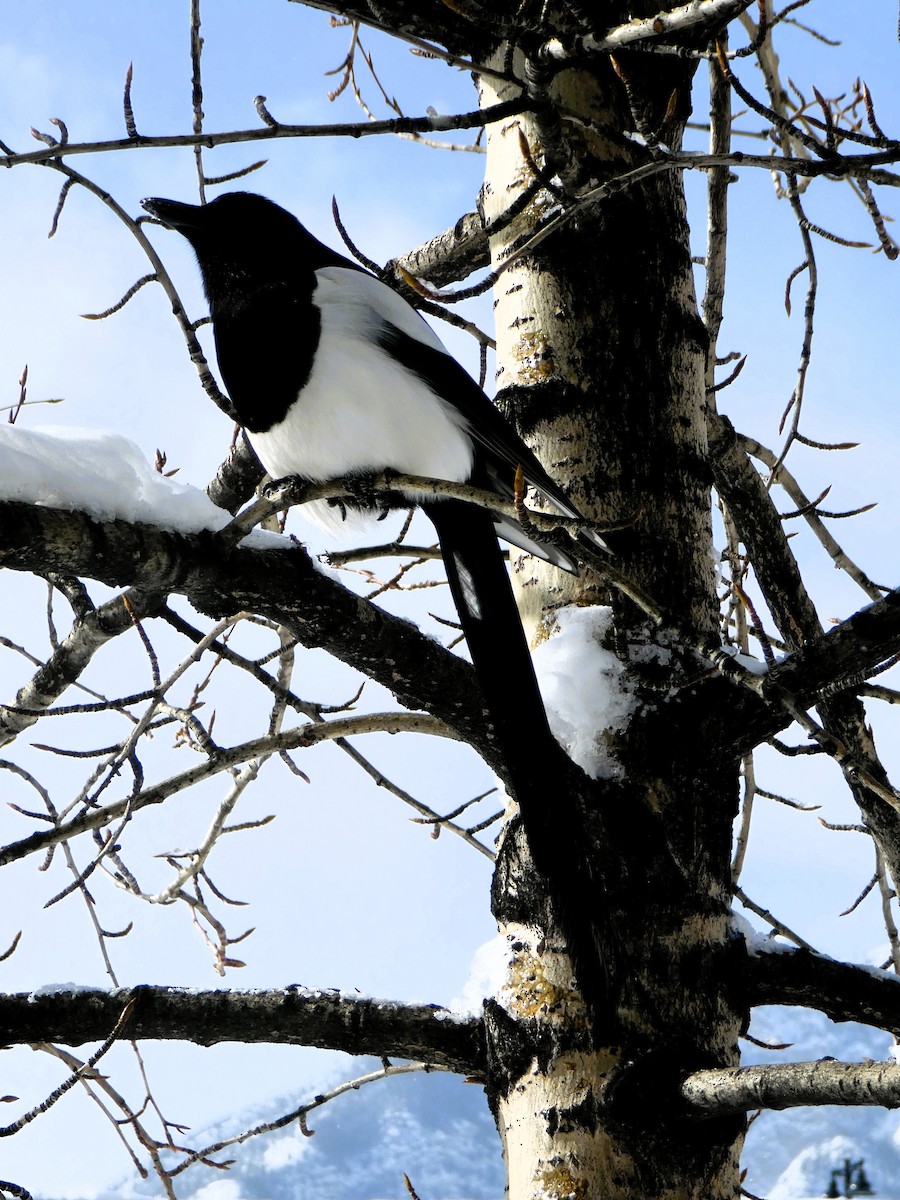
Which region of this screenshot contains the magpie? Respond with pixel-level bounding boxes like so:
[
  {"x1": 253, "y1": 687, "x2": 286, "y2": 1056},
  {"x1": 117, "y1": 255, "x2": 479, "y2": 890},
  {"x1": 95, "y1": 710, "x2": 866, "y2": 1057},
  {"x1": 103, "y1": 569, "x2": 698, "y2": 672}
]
[{"x1": 142, "y1": 192, "x2": 610, "y2": 1010}]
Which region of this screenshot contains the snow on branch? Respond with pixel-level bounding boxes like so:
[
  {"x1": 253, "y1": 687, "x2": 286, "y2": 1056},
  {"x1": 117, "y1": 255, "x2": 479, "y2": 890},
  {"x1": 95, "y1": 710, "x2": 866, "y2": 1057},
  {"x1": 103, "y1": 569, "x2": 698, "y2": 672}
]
[{"x1": 542, "y1": 0, "x2": 756, "y2": 63}]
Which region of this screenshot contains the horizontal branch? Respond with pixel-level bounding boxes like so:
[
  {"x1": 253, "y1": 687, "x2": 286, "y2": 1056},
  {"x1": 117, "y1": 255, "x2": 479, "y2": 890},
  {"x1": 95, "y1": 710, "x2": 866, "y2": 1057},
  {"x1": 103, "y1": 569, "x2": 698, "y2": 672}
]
[
  {"x1": 682, "y1": 1058, "x2": 900, "y2": 1114},
  {"x1": 0, "y1": 99, "x2": 527, "y2": 169},
  {"x1": 0, "y1": 986, "x2": 485, "y2": 1075},
  {"x1": 543, "y1": 0, "x2": 755, "y2": 62},
  {"x1": 671, "y1": 146, "x2": 900, "y2": 189},
  {"x1": 5, "y1": 114, "x2": 899, "y2": 204},
  {"x1": 0, "y1": 499, "x2": 495, "y2": 757},
  {"x1": 254, "y1": 472, "x2": 595, "y2": 540},
  {"x1": 744, "y1": 941, "x2": 900, "y2": 1035}
]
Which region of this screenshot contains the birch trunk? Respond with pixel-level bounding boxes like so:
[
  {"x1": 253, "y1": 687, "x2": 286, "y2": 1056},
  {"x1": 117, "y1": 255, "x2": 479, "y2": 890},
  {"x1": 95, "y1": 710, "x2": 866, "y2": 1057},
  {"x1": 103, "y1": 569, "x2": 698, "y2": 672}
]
[{"x1": 477, "y1": 38, "x2": 746, "y2": 1200}]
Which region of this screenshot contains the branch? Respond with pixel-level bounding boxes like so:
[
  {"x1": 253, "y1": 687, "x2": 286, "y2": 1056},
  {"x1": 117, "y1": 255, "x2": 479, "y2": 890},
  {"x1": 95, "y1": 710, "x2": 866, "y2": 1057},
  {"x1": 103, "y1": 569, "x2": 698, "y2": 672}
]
[
  {"x1": 0, "y1": 586, "x2": 162, "y2": 747},
  {"x1": 0, "y1": 987, "x2": 485, "y2": 1075},
  {"x1": 744, "y1": 941, "x2": 900, "y2": 1035},
  {"x1": 0, "y1": 498, "x2": 493, "y2": 754},
  {"x1": 682, "y1": 1058, "x2": 900, "y2": 1114},
  {"x1": 738, "y1": 429, "x2": 886, "y2": 602},
  {"x1": 285, "y1": 0, "x2": 502, "y2": 62},
  {"x1": 706, "y1": 414, "x2": 900, "y2": 843},
  {"x1": 389, "y1": 211, "x2": 489, "y2": 289},
  {"x1": 762, "y1": 592, "x2": 900, "y2": 715},
  {"x1": 701, "y1": 24, "x2": 732, "y2": 370},
  {"x1": 245, "y1": 475, "x2": 900, "y2": 822},
  {"x1": 205, "y1": 434, "x2": 265, "y2": 515},
  {"x1": 423, "y1": 143, "x2": 900, "y2": 310},
  {"x1": 268, "y1": 465, "x2": 900, "y2": 820},
  {"x1": 170, "y1": 1060, "x2": 447, "y2": 1179},
  {"x1": 542, "y1": 0, "x2": 756, "y2": 63},
  {"x1": 241, "y1": 468, "x2": 900, "y2": 825},
  {"x1": 258, "y1": 471, "x2": 601, "y2": 541},
  {"x1": 0, "y1": 99, "x2": 528, "y2": 169},
  {"x1": 708, "y1": 411, "x2": 820, "y2": 651},
  {"x1": 0, "y1": 712, "x2": 452, "y2": 868}
]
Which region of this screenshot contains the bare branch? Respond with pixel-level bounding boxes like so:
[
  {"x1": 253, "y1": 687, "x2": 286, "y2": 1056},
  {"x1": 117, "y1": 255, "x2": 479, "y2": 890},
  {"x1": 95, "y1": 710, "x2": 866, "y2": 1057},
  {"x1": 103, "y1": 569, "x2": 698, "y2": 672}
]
[
  {"x1": 738, "y1": 430, "x2": 887, "y2": 601},
  {"x1": 0, "y1": 711, "x2": 455, "y2": 868},
  {"x1": 0, "y1": 99, "x2": 529, "y2": 169},
  {"x1": 0, "y1": 992, "x2": 137, "y2": 1136},
  {"x1": 745, "y1": 941, "x2": 900, "y2": 1033},
  {"x1": 171, "y1": 1061, "x2": 449, "y2": 1178},
  {"x1": 189, "y1": 0, "x2": 206, "y2": 202},
  {"x1": 0, "y1": 498, "x2": 500, "y2": 765},
  {"x1": 682, "y1": 1058, "x2": 900, "y2": 1114},
  {"x1": 734, "y1": 888, "x2": 815, "y2": 950},
  {"x1": 0, "y1": 987, "x2": 485, "y2": 1074},
  {"x1": 81, "y1": 273, "x2": 158, "y2": 321},
  {"x1": 0, "y1": 588, "x2": 164, "y2": 747}
]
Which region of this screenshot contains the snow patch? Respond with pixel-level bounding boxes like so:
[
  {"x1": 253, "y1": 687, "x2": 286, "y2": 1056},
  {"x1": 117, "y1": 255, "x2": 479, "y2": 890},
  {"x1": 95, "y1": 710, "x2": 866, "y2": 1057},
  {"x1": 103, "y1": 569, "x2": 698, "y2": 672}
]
[
  {"x1": 448, "y1": 935, "x2": 511, "y2": 1016},
  {"x1": 769, "y1": 1133, "x2": 894, "y2": 1200},
  {"x1": 533, "y1": 606, "x2": 637, "y2": 779},
  {"x1": 0, "y1": 424, "x2": 234, "y2": 532},
  {"x1": 0, "y1": 424, "x2": 291, "y2": 551}
]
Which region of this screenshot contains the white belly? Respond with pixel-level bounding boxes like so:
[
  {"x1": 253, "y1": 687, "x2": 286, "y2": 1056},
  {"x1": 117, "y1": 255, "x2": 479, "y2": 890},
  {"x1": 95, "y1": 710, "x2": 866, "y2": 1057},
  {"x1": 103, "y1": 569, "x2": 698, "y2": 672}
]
[{"x1": 248, "y1": 327, "x2": 474, "y2": 485}]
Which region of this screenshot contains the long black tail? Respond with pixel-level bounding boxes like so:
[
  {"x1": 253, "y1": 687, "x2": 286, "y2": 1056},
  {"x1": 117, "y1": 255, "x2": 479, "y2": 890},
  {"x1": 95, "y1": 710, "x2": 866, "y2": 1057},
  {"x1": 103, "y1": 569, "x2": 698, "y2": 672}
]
[
  {"x1": 425, "y1": 499, "x2": 612, "y2": 1016},
  {"x1": 426, "y1": 498, "x2": 556, "y2": 776}
]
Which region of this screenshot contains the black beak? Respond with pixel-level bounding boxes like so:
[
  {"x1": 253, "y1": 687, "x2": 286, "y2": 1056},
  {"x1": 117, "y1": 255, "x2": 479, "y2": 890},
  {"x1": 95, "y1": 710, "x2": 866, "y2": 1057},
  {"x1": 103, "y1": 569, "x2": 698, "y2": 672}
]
[{"x1": 141, "y1": 197, "x2": 203, "y2": 230}]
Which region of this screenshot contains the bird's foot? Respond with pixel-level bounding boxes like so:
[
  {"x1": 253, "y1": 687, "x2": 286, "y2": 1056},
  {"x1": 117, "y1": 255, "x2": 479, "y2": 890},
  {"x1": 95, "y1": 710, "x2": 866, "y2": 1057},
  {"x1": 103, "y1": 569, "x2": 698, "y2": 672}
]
[{"x1": 262, "y1": 475, "x2": 307, "y2": 508}]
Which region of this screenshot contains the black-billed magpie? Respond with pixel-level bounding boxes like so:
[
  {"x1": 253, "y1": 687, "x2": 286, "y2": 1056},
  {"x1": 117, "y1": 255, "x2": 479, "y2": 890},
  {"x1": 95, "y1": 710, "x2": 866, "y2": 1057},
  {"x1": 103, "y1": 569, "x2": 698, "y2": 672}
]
[{"x1": 143, "y1": 192, "x2": 609, "y2": 1007}]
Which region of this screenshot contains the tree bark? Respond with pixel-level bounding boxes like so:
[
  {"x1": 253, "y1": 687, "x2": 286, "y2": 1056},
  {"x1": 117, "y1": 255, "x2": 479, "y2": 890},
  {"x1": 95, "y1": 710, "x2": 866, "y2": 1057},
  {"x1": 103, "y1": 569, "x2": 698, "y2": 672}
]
[{"x1": 475, "y1": 25, "x2": 746, "y2": 1200}]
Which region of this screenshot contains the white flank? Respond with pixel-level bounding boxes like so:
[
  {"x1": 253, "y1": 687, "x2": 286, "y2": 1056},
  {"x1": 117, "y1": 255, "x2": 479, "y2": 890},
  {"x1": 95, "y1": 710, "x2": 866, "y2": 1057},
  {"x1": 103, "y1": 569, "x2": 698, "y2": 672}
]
[{"x1": 248, "y1": 267, "x2": 475, "y2": 488}]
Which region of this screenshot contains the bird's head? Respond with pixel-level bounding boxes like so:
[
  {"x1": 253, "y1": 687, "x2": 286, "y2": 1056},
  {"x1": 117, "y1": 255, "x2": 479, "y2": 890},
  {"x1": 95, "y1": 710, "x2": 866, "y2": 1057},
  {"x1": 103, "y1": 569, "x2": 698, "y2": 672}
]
[
  {"x1": 141, "y1": 192, "x2": 325, "y2": 301},
  {"x1": 142, "y1": 191, "x2": 300, "y2": 242}
]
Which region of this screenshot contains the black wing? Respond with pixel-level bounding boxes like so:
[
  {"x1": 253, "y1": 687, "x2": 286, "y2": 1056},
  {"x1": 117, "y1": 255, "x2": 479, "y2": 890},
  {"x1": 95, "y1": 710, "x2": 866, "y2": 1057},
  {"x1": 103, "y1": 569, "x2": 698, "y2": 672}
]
[{"x1": 377, "y1": 324, "x2": 608, "y2": 567}]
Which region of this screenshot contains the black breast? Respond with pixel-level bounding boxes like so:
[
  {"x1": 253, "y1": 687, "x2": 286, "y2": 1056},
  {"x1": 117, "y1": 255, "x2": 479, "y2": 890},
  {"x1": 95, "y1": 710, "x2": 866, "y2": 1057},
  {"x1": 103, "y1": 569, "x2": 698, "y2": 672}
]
[{"x1": 212, "y1": 281, "x2": 320, "y2": 434}]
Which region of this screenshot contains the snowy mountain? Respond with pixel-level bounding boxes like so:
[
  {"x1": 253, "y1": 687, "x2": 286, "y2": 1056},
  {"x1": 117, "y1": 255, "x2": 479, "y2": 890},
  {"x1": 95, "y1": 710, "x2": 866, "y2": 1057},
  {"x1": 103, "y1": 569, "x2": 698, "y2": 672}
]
[
  {"x1": 96, "y1": 1007, "x2": 899, "y2": 1200},
  {"x1": 113, "y1": 1061, "x2": 505, "y2": 1200}
]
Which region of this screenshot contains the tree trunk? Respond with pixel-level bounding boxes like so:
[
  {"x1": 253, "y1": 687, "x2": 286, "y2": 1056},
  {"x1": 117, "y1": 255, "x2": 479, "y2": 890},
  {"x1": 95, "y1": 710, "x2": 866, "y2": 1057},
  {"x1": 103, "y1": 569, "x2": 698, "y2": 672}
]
[{"x1": 478, "y1": 39, "x2": 746, "y2": 1200}]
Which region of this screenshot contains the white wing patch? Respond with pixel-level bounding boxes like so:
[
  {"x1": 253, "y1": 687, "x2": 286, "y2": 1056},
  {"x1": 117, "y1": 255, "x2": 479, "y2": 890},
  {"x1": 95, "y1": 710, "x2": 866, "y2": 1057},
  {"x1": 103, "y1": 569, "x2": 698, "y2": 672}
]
[{"x1": 248, "y1": 267, "x2": 474, "y2": 488}]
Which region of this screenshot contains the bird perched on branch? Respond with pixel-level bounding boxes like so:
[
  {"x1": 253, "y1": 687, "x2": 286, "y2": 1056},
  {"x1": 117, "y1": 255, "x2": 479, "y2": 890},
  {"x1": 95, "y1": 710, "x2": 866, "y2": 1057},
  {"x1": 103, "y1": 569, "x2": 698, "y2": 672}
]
[{"x1": 143, "y1": 191, "x2": 610, "y2": 1010}]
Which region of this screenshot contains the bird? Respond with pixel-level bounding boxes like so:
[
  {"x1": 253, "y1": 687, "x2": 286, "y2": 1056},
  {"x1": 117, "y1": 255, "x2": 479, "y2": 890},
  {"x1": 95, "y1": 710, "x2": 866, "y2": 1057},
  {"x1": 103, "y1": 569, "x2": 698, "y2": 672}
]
[{"x1": 142, "y1": 191, "x2": 611, "y2": 1011}]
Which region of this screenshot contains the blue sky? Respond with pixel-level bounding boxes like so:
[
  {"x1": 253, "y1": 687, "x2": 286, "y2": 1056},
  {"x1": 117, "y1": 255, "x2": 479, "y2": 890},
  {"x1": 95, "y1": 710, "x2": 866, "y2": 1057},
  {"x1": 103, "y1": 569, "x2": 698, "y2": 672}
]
[{"x1": 2, "y1": 2, "x2": 900, "y2": 1196}]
